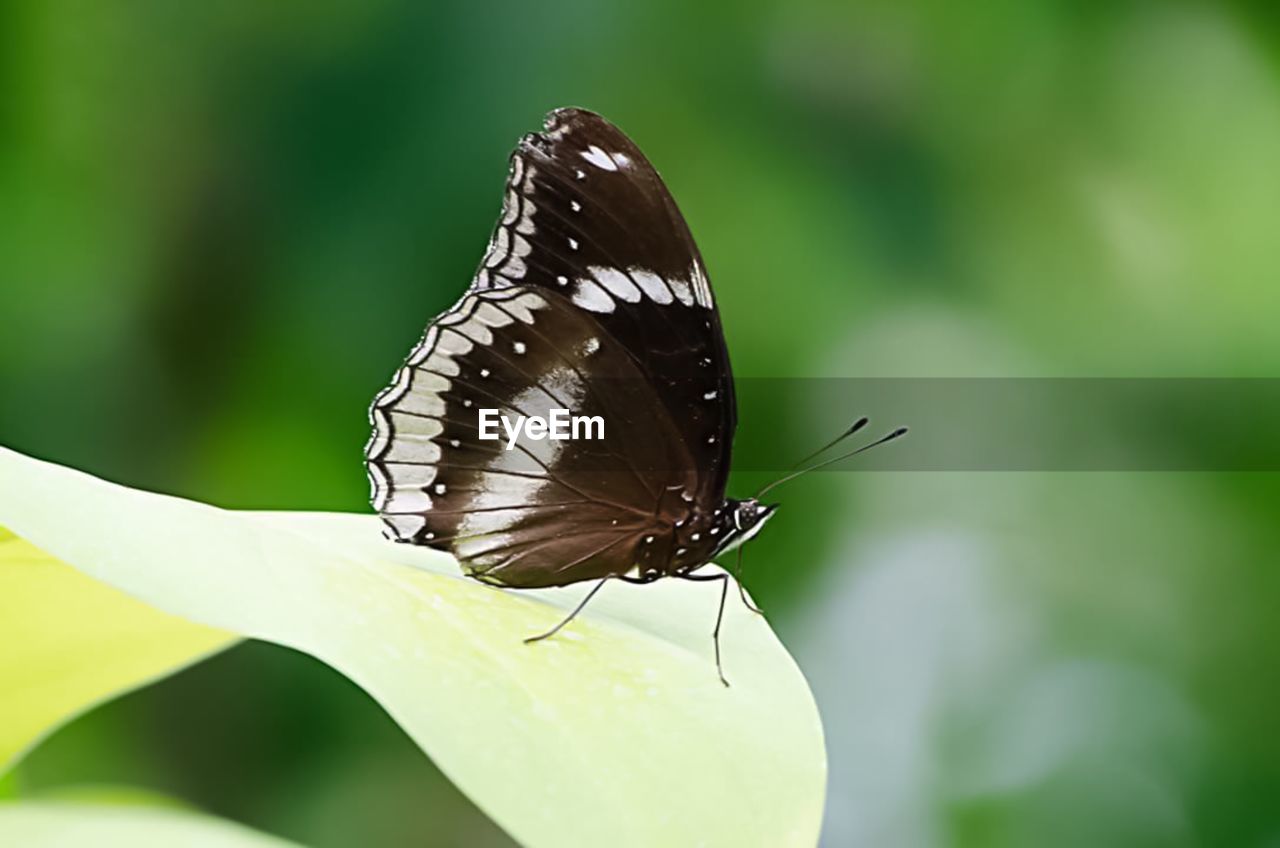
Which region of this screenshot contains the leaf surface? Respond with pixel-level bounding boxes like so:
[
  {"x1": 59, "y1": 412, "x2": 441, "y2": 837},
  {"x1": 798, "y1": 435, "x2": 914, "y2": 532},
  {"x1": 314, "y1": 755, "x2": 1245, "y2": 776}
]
[
  {"x1": 0, "y1": 447, "x2": 826, "y2": 847},
  {"x1": 0, "y1": 801, "x2": 302, "y2": 847},
  {"x1": 0, "y1": 530, "x2": 234, "y2": 773}
]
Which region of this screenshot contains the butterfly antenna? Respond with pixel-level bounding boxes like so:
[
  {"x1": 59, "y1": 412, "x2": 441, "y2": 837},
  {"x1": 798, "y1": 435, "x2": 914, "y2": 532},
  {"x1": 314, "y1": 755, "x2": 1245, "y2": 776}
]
[
  {"x1": 789, "y1": 416, "x2": 870, "y2": 469},
  {"x1": 756, "y1": 425, "x2": 909, "y2": 498}
]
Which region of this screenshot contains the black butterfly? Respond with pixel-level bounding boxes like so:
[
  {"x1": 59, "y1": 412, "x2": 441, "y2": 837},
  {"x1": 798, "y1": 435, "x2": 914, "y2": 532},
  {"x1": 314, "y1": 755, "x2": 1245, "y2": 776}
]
[{"x1": 365, "y1": 108, "x2": 903, "y2": 684}]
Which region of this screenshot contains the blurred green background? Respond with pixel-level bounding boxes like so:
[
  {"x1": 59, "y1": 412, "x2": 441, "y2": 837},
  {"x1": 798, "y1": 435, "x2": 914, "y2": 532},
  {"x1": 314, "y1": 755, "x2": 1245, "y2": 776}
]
[{"x1": 3, "y1": 2, "x2": 1280, "y2": 846}]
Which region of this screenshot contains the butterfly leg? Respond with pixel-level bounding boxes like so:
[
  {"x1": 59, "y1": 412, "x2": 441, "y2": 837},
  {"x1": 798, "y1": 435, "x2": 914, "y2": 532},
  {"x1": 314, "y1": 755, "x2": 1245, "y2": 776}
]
[
  {"x1": 678, "y1": 571, "x2": 732, "y2": 687},
  {"x1": 733, "y1": 546, "x2": 765, "y2": 616},
  {"x1": 523, "y1": 577, "x2": 611, "y2": 644}
]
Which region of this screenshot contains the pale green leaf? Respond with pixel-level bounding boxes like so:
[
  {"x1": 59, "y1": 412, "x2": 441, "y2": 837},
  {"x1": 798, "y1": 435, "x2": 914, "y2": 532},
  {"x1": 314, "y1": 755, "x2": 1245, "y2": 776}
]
[
  {"x1": 0, "y1": 447, "x2": 826, "y2": 847},
  {"x1": 0, "y1": 801, "x2": 302, "y2": 847},
  {"x1": 0, "y1": 529, "x2": 236, "y2": 773}
]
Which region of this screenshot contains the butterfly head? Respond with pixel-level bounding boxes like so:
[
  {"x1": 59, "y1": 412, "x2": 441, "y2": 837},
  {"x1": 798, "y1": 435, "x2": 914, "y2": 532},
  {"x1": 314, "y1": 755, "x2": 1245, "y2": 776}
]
[{"x1": 715, "y1": 498, "x2": 778, "y2": 556}]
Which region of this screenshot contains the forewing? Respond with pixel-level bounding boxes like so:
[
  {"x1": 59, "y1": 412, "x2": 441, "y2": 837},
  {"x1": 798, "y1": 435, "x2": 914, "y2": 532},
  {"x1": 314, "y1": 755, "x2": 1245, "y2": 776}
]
[{"x1": 474, "y1": 108, "x2": 736, "y2": 503}]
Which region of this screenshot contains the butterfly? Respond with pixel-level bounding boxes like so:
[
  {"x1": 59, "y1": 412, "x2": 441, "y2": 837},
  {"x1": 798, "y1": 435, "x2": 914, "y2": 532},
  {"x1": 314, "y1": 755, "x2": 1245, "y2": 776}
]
[{"x1": 365, "y1": 108, "x2": 904, "y2": 684}]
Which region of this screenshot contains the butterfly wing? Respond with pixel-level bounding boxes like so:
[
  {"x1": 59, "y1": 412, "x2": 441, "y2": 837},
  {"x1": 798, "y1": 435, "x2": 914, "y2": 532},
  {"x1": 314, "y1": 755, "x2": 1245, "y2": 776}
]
[
  {"x1": 476, "y1": 108, "x2": 736, "y2": 504},
  {"x1": 366, "y1": 109, "x2": 734, "y2": 587}
]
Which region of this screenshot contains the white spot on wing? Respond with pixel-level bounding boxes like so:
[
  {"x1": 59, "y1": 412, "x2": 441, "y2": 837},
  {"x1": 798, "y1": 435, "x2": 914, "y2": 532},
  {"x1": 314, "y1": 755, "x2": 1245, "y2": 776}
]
[
  {"x1": 667, "y1": 276, "x2": 695, "y2": 306},
  {"x1": 516, "y1": 203, "x2": 536, "y2": 235},
  {"x1": 690, "y1": 264, "x2": 714, "y2": 307},
  {"x1": 592, "y1": 266, "x2": 641, "y2": 303},
  {"x1": 474, "y1": 301, "x2": 515, "y2": 328},
  {"x1": 385, "y1": 488, "x2": 432, "y2": 513},
  {"x1": 398, "y1": 374, "x2": 447, "y2": 417},
  {"x1": 384, "y1": 414, "x2": 442, "y2": 463},
  {"x1": 486, "y1": 227, "x2": 510, "y2": 268},
  {"x1": 368, "y1": 462, "x2": 389, "y2": 509},
  {"x1": 581, "y1": 145, "x2": 619, "y2": 171},
  {"x1": 376, "y1": 365, "x2": 414, "y2": 407},
  {"x1": 501, "y1": 190, "x2": 520, "y2": 226},
  {"x1": 386, "y1": 513, "x2": 427, "y2": 537},
  {"x1": 407, "y1": 327, "x2": 440, "y2": 366},
  {"x1": 630, "y1": 269, "x2": 674, "y2": 304},
  {"x1": 386, "y1": 461, "x2": 436, "y2": 489},
  {"x1": 572, "y1": 279, "x2": 616, "y2": 313},
  {"x1": 437, "y1": 332, "x2": 473, "y2": 356},
  {"x1": 501, "y1": 292, "x2": 543, "y2": 324}
]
